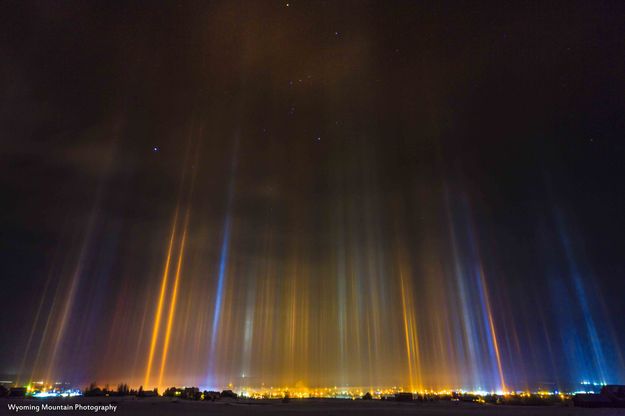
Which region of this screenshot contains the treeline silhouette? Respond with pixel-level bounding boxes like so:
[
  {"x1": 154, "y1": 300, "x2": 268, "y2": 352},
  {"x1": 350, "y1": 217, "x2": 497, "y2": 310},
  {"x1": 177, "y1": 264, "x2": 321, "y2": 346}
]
[
  {"x1": 82, "y1": 383, "x2": 238, "y2": 401},
  {"x1": 83, "y1": 383, "x2": 159, "y2": 397}
]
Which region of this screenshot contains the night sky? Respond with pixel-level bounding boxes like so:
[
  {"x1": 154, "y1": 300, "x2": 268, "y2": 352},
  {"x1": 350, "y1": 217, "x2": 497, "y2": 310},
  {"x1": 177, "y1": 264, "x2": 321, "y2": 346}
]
[{"x1": 1, "y1": 1, "x2": 625, "y2": 391}]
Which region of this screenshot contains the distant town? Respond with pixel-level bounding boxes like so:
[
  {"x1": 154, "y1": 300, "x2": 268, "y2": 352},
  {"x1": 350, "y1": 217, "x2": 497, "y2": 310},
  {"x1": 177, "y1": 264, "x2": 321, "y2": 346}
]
[{"x1": 1, "y1": 379, "x2": 624, "y2": 408}]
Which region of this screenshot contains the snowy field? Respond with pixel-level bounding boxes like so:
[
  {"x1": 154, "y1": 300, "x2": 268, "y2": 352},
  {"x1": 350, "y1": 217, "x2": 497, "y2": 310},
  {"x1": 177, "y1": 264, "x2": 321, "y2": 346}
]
[{"x1": 3, "y1": 397, "x2": 625, "y2": 416}]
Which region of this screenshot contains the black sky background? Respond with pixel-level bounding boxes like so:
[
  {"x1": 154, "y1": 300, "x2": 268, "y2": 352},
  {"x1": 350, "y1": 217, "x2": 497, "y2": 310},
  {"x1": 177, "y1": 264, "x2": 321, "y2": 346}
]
[{"x1": 1, "y1": 0, "x2": 625, "y2": 382}]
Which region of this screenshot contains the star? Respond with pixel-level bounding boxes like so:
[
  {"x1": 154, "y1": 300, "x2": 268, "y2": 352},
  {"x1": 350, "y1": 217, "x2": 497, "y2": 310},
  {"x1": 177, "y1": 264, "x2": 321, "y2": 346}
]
[{"x1": 152, "y1": 146, "x2": 160, "y2": 152}]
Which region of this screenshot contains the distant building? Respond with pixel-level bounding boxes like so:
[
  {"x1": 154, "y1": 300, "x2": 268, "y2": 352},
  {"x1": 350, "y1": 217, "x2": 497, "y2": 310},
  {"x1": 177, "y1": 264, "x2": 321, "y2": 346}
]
[
  {"x1": 203, "y1": 391, "x2": 220, "y2": 401},
  {"x1": 221, "y1": 389, "x2": 237, "y2": 399},
  {"x1": 183, "y1": 387, "x2": 200, "y2": 400},
  {"x1": 0, "y1": 380, "x2": 14, "y2": 388},
  {"x1": 9, "y1": 387, "x2": 26, "y2": 397},
  {"x1": 395, "y1": 392, "x2": 413, "y2": 401},
  {"x1": 574, "y1": 385, "x2": 625, "y2": 408},
  {"x1": 601, "y1": 385, "x2": 625, "y2": 406}
]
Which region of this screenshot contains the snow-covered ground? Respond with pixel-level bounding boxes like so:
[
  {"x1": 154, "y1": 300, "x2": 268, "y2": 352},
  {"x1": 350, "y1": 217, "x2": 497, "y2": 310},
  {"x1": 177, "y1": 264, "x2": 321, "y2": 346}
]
[{"x1": 3, "y1": 397, "x2": 625, "y2": 416}]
